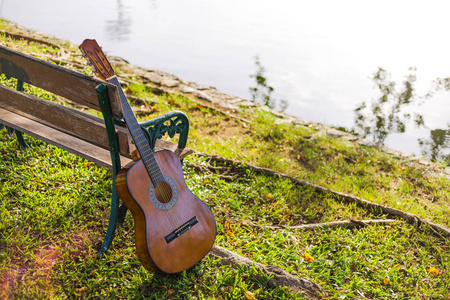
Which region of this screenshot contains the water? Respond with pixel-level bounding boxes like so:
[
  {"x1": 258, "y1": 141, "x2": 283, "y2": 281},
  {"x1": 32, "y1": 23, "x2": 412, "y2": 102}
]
[{"x1": 2, "y1": 0, "x2": 450, "y2": 158}]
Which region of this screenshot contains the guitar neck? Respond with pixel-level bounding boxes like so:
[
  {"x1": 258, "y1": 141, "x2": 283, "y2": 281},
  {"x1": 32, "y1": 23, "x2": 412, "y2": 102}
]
[{"x1": 107, "y1": 75, "x2": 163, "y2": 186}]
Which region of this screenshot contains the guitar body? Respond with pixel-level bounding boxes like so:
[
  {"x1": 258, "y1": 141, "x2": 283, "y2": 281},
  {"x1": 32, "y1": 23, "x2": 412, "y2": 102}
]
[{"x1": 116, "y1": 150, "x2": 216, "y2": 274}]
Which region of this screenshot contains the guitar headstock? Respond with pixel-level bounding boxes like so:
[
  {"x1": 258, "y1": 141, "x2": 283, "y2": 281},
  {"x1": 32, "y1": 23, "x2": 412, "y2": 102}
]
[{"x1": 79, "y1": 39, "x2": 115, "y2": 80}]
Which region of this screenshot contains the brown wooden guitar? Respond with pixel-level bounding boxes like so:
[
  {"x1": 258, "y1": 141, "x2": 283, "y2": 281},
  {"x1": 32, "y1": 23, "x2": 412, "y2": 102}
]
[{"x1": 79, "y1": 39, "x2": 216, "y2": 274}]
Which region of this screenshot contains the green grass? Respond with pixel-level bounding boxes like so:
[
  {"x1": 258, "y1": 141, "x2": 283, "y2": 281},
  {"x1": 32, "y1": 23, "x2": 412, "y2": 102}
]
[
  {"x1": 0, "y1": 133, "x2": 300, "y2": 299},
  {"x1": 1, "y1": 133, "x2": 449, "y2": 299},
  {"x1": 0, "y1": 18, "x2": 449, "y2": 299},
  {"x1": 121, "y1": 80, "x2": 450, "y2": 229}
]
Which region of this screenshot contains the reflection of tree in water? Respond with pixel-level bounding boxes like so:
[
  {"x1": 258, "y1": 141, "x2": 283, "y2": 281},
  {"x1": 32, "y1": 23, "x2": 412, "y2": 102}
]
[
  {"x1": 353, "y1": 68, "x2": 450, "y2": 162},
  {"x1": 249, "y1": 56, "x2": 288, "y2": 112},
  {"x1": 353, "y1": 67, "x2": 425, "y2": 144},
  {"x1": 417, "y1": 75, "x2": 450, "y2": 162},
  {"x1": 105, "y1": 0, "x2": 132, "y2": 41},
  {"x1": 419, "y1": 127, "x2": 450, "y2": 163}
]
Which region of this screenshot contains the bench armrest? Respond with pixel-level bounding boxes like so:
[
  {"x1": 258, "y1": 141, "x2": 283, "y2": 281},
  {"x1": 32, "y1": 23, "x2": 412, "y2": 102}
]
[{"x1": 114, "y1": 110, "x2": 189, "y2": 151}]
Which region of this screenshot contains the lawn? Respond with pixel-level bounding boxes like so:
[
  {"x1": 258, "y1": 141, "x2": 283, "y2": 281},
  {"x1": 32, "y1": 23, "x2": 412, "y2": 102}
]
[{"x1": 0, "y1": 18, "x2": 449, "y2": 299}]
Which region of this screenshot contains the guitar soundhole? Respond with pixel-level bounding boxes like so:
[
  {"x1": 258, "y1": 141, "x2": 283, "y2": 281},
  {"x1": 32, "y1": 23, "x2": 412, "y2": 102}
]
[
  {"x1": 155, "y1": 181, "x2": 173, "y2": 204},
  {"x1": 148, "y1": 175, "x2": 178, "y2": 211}
]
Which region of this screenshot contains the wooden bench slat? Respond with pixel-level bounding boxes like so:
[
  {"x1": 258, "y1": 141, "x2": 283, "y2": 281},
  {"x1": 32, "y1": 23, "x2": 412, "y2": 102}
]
[
  {"x1": 0, "y1": 106, "x2": 132, "y2": 169},
  {"x1": 0, "y1": 84, "x2": 131, "y2": 157},
  {"x1": 0, "y1": 45, "x2": 123, "y2": 118},
  {"x1": 0, "y1": 106, "x2": 192, "y2": 167}
]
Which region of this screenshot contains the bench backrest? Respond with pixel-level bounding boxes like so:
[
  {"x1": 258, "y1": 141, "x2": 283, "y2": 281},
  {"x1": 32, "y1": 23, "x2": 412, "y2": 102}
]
[{"x1": 0, "y1": 45, "x2": 131, "y2": 157}]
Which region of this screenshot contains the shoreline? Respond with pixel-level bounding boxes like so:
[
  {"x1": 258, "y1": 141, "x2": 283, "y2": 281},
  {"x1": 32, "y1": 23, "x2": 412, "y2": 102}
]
[{"x1": 2, "y1": 18, "x2": 450, "y2": 178}]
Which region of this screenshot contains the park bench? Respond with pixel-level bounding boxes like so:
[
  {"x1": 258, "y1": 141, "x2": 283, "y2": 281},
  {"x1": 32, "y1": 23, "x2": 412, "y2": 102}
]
[{"x1": 0, "y1": 44, "x2": 191, "y2": 255}]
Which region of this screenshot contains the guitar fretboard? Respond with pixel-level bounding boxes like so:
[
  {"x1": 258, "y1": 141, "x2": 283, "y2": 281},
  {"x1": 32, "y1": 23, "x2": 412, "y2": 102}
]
[{"x1": 108, "y1": 76, "x2": 163, "y2": 186}]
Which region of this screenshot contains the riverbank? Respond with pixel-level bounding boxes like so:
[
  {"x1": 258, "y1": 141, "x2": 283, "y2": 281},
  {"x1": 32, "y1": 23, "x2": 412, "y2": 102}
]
[
  {"x1": 1, "y1": 18, "x2": 449, "y2": 299},
  {"x1": 4, "y1": 18, "x2": 450, "y2": 176}
]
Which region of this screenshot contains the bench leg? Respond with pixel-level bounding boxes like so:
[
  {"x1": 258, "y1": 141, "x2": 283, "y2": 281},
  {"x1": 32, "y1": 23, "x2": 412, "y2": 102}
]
[
  {"x1": 97, "y1": 184, "x2": 120, "y2": 257},
  {"x1": 6, "y1": 126, "x2": 14, "y2": 136},
  {"x1": 1, "y1": 124, "x2": 30, "y2": 149},
  {"x1": 15, "y1": 130, "x2": 29, "y2": 149}
]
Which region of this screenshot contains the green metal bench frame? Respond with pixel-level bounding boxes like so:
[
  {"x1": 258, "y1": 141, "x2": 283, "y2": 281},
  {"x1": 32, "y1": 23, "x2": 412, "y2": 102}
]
[{"x1": 1, "y1": 79, "x2": 190, "y2": 256}]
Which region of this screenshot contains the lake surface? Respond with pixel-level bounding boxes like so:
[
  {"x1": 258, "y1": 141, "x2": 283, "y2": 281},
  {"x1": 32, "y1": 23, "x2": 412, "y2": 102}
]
[{"x1": 2, "y1": 0, "x2": 450, "y2": 158}]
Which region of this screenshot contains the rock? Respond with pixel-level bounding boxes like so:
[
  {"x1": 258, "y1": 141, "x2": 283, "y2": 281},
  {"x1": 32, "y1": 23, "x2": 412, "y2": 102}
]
[
  {"x1": 358, "y1": 139, "x2": 374, "y2": 146},
  {"x1": 419, "y1": 159, "x2": 430, "y2": 166},
  {"x1": 144, "y1": 72, "x2": 163, "y2": 84},
  {"x1": 342, "y1": 135, "x2": 359, "y2": 142},
  {"x1": 161, "y1": 78, "x2": 179, "y2": 88},
  {"x1": 228, "y1": 98, "x2": 246, "y2": 104},
  {"x1": 191, "y1": 83, "x2": 212, "y2": 90},
  {"x1": 293, "y1": 118, "x2": 309, "y2": 126},
  {"x1": 219, "y1": 101, "x2": 239, "y2": 110},
  {"x1": 236, "y1": 100, "x2": 257, "y2": 107},
  {"x1": 178, "y1": 85, "x2": 197, "y2": 93},
  {"x1": 195, "y1": 92, "x2": 215, "y2": 102},
  {"x1": 327, "y1": 129, "x2": 343, "y2": 138},
  {"x1": 271, "y1": 110, "x2": 288, "y2": 118}
]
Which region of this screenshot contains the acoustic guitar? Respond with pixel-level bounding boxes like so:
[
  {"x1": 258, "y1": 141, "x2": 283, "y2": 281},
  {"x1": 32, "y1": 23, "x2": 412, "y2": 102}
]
[{"x1": 79, "y1": 39, "x2": 216, "y2": 274}]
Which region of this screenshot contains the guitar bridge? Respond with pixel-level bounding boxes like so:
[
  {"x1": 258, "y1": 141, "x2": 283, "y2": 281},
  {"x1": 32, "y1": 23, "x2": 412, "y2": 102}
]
[{"x1": 165, "y1": 216, "x2": 198, "y2": 244}]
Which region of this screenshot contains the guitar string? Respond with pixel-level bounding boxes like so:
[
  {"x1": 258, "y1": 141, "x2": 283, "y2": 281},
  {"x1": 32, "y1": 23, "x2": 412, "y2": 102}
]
[
  {"x1": 114, "y1": 75, "x2": 183, "y2": 229},
  {"x1": 154, "y1": 173, "x2": 181, "y2": 229},
  {"x1": 149, "y1": 152, "x2": 186, "y2": 229},
  {"x1": 150, "y1": 159, "x2": 185, "y2": 229},
  {"x1": 160, "y1": 177, "x2": 184, "y2": 228},
  {"x1": 122, "y1": 100, "x2": 181, "y2": 228},
  {"x1": 151, "y1": 162, "x2": 183, "y2": 229},
  {"x1": 158, "y1": 179, "x2": 181, "y2": 229}
]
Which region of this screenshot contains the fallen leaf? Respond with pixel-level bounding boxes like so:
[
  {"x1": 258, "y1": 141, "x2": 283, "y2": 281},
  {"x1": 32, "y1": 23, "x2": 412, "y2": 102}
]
[
  {"x1": 383, "y1": 278, "x2": 391, "y2": 285},
  {"x1": 428, "y1": 267, "x2": 439, "y2": 275},
  {"x1": 245, "y1": 291, "x2": 256, "y2": 300},
  {"x1": 304, "y1": 252, "x2": 314, "y2": 262}
]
